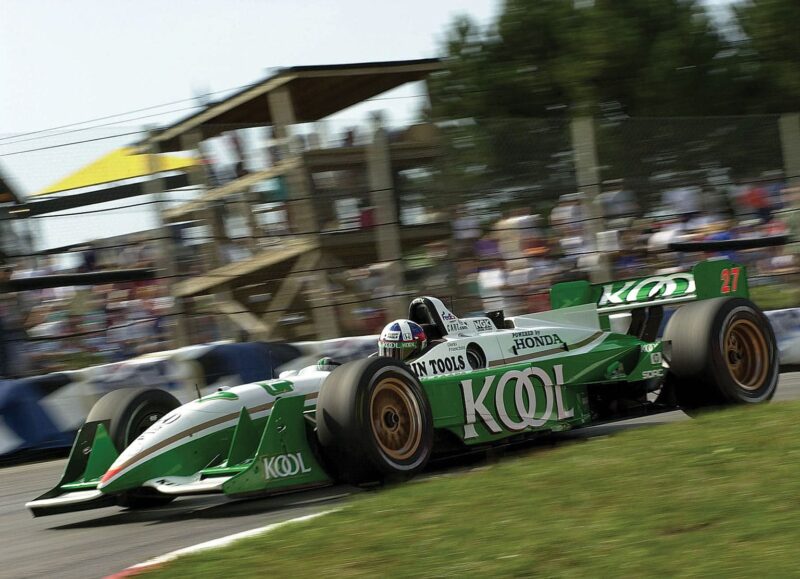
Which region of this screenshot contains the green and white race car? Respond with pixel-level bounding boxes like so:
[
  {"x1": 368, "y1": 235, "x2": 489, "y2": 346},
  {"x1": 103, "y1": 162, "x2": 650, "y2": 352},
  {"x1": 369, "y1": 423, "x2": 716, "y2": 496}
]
[{"x1": 27, "y1": 258, "x2": 778, "y2": 517}]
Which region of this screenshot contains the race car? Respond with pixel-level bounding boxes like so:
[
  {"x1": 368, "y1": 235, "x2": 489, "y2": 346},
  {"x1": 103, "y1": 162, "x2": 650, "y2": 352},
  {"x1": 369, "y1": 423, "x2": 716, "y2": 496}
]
[{"x1": 27, "y1": 258, "x2": 779, "y2": 517}]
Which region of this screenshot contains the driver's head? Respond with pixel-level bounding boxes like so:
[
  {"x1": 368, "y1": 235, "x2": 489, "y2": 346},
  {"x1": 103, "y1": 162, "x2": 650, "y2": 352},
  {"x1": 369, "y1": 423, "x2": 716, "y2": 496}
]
[{"x1": 378, "y1": 320, "x2": 427, "y2": 362}]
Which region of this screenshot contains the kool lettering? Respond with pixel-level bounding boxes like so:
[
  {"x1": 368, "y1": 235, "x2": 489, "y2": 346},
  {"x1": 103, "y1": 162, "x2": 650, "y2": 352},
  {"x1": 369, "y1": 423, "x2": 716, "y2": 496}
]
[
  {"x1": 462, "y1": 374, "x2": 501, "y2": 437},
  {"x1": 263, "y1": 452, "x2": 312, "y2": 480},
  {"x1": 461, "y1": 364, "x2": 573, "y2": 439},
  {"x1": 511, "y1": 333, "x2": 564, "y2": 355},
  {"x1": 598, "y1": 273, "x2": 696, "y2": 306}
]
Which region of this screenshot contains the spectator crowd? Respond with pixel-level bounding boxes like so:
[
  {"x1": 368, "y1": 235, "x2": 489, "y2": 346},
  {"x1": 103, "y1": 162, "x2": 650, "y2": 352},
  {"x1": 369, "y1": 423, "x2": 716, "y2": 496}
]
[
  {"x1": 0, "y1": 242, "x2": 174, "y2": 377},
  {"x1": 0, "y1": 178, "x2": 798, "y2": 379}
]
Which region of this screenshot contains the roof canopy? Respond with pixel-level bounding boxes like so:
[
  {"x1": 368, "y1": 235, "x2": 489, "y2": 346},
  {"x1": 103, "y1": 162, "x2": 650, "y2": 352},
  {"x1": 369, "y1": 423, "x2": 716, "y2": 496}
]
[
  {"x1": 33, "y1": 147, "x2": 197, "y2": 197},
  {"x1": 147, "y1": 58, "x2": 442, "y2": 152}
]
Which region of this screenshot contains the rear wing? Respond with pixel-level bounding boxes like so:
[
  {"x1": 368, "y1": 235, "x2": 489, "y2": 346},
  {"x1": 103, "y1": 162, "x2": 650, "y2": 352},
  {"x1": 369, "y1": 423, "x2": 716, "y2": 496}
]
[{"x1": 550, "y1": 259, "x2": 749, "y2": 315}]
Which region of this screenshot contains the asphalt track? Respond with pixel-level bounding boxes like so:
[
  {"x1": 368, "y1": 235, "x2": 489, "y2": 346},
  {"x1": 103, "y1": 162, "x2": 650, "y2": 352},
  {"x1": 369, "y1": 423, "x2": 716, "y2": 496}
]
[{"x1": 2, "y1": 373, "x2": 799, "y2": 579}]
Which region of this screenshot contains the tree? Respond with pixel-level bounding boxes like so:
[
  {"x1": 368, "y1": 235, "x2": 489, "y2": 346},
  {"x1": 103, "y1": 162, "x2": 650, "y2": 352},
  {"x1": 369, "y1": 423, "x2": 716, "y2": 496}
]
[
  {"x1": 426, "y1": 1, "x2": 782, "y2": 211},
  {"x1": 734, "y1": 0, "x2": 800, "y2": 113},
  {"x1": 431, "y1": 0, "x2": 738, "y2": 120}
]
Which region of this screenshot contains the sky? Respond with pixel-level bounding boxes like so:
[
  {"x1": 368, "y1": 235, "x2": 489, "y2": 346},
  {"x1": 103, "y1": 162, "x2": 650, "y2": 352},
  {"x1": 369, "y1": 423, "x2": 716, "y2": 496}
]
[
  {"x1": 0, "y1": 0, "x2": 732, "y2": 250},
  {"x1": 0, "y1": 0, "x2": 502, "y2": 135},
  {"x1": 0, "y1": 0, "x2": 501, "y2": 250}
]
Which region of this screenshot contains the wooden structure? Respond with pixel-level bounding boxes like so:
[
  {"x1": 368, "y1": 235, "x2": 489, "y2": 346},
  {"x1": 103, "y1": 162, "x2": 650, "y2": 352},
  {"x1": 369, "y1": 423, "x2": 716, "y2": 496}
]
[
  {"x1": 144, "y1": 59, "x2": 451, "y2": 342},
  {"x1": 0, "y1": 166, "x2": 33, "y2": 266}
]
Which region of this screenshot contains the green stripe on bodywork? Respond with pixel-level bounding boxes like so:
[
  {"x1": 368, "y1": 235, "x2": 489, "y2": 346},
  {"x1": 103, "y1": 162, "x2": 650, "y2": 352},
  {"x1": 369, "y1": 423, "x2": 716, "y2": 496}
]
[
  {"x1": 199, "y1": 391, "x2": 240, "y2": 402},
  {"x1": 61, "y1": 481, "x2": 105, "y2": 491},
  {"x1": 200, "y1": 464, "x2": 251, "y2": 477}
]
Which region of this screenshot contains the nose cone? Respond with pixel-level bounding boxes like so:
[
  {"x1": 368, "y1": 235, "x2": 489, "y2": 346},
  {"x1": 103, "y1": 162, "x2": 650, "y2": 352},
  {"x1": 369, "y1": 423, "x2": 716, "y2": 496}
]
[
  {"x1": 98, "y1": 455, "x2": 148, "y2": 494},
  {"x1": 99, "y1": 465, "x2": 123, "y2": 486},
  {"x1": 97, "y1": 395, "x2": 248, "y2": 495},
  {"x1": 97, "y1": 406, "x2": 188, "y2": 494},
  {"x1": 97, "y1": 461, "x2": 155, "y2": 495}
]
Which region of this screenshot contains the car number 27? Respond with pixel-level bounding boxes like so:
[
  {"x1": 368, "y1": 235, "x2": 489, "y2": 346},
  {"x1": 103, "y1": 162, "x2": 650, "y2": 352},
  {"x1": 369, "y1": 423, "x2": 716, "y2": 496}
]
[{"x1": 720, "y1": 267, "x2": 741, "y2": 294}]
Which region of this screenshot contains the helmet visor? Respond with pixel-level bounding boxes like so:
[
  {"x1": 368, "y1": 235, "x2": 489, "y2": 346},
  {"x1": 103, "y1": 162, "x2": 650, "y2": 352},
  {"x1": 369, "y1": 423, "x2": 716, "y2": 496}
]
[{"x1": 379, "y1": 340, "x2": 417, "y2": 361}]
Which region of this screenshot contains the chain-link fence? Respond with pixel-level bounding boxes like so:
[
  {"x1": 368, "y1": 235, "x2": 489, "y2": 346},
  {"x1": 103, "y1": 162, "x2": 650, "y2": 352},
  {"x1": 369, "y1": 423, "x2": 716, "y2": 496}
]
[{"x1": 0, "y1": 113, "x2": 798, "y2": 377}]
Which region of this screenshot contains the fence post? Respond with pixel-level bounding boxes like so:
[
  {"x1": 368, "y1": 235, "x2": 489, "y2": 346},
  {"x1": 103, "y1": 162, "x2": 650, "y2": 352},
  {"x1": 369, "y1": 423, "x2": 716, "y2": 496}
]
[{"x1": 569, "y1": 116, "x2": 610, "y2": 282}]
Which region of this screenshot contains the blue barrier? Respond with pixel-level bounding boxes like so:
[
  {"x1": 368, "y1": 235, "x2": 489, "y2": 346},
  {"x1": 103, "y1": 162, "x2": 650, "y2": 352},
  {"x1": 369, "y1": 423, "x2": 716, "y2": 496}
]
[
  {"x1": 0, "y1": 342, "x2": 302, "y2": 458},
  {"x1": 0, "y1": 374, "x2": 74, "y2": 456},
  {"x1": 765, "y1": 309, "x2": 800, "y2": 367}
]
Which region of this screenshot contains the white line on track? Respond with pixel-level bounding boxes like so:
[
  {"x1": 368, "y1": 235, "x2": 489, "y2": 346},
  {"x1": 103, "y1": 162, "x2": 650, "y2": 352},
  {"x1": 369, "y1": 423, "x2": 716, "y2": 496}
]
[
  {"x1": 105, "y1": 509, "x2": 338, "y2": 578},
  {"x1": 285, "y1": 491, "x2": 353, "y2": 506}
]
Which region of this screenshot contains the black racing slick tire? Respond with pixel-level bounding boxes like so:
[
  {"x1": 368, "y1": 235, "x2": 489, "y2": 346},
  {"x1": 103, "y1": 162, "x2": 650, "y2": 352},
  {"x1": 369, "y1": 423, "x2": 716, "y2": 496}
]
[
  {"x1": 315, "y1": 357, "x2": 434, "y2": 485},
  {"x1": 87, "y1": 387, "x2": 181, "y2": 450},
  {"x1": 466, "y1": 343, "x2": 487, "y2": 370},
  {"x1": 86, "y1": 387, "x2": 181, "y2": 509},
  {"x1": 664, "y1": 297, "x2": 778, "y2": 413}
]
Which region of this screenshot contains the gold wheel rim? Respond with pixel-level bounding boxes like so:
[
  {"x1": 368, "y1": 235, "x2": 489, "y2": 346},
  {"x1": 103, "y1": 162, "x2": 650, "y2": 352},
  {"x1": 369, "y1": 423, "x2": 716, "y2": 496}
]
[
  {"x1": 724, "y1": 318, "x2": 769, "y2": 391},
  {"x1": 369, "y1": 377, "x2": 422, "y2": 462}
]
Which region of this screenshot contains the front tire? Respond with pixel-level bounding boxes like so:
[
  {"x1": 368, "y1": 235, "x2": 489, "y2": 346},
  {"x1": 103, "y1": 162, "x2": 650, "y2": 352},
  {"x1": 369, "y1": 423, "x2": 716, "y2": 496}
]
[
  {"x1": 86, "y1": 387, "x2": 181, "y2": 508},
  {"x1": 316, "y1": 357, "x2": 434, "y2": 485},
  {"x1": 664, "y1": 297, "x2": 778, "y2": 412}
]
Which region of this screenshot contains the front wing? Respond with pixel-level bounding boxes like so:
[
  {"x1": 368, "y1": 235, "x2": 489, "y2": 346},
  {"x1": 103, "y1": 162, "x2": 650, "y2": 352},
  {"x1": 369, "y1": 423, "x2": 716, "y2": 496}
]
[{"x1": 26, "y1": 396, "x2": 333, "y2": 517}]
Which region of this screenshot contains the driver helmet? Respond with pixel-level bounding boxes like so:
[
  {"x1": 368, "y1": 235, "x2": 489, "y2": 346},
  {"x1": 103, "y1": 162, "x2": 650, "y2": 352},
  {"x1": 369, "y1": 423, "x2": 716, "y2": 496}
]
[
  {"x1": 378, "y1": 320, "x2": 427, "y2": 361},
  {"x1": 315, "y1": 356, "x2": 340, "y2": 372}
]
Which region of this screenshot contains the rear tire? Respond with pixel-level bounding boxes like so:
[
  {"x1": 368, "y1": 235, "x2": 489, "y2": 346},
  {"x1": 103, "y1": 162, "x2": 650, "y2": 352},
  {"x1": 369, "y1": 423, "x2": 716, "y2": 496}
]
[
  {"x1": 316, "y1": 357, "x2": 434, "y2": 485},
  {"x1": 86, "y1": 388, "x2": 181, "y2": 509},
  {"x1": 664, "y1": 297, "x2": 778, "y2": 413}
]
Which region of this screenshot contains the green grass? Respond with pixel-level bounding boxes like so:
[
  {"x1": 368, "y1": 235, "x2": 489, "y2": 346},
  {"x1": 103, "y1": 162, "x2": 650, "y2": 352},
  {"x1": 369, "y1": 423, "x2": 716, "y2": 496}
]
[
  {"x1": 146, "y1": 402, "x2": 800, "y2": 578},
  {"x1": 751, "y1": 283, "x2": 800, "y2": 310}
]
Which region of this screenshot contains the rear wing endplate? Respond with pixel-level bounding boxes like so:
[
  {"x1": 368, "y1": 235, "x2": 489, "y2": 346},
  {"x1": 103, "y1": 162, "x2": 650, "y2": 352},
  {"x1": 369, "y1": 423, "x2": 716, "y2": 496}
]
[{"x1": 550, "y1": 259, "x2": 748, "y2": 314}]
